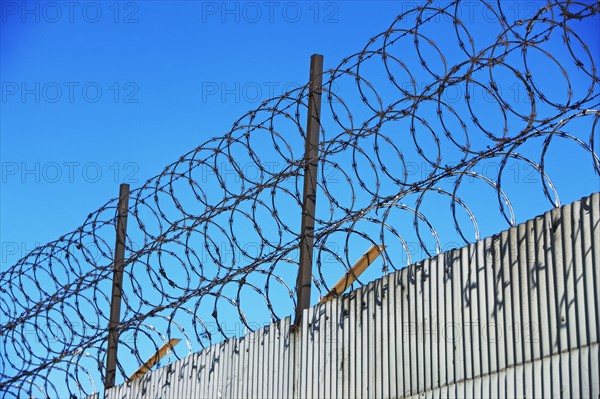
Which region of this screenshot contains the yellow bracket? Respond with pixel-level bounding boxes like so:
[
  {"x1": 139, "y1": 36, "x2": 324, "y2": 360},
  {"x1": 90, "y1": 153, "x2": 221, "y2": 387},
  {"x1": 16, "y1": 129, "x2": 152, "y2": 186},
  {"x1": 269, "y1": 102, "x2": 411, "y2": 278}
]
[
  {"x1": 319, "y1": 244, "x2": 385, "y2": 304},
  {"x1": 129, "y1": 338, "x2": 181, "y2": 381}
]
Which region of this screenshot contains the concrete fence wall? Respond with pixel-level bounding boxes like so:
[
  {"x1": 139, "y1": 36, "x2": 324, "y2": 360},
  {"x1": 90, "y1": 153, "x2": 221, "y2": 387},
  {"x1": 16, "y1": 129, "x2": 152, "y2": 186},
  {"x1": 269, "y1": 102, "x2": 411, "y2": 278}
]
[{"x1": 106, "y1": 192, "x2": 600, "y2": 398}]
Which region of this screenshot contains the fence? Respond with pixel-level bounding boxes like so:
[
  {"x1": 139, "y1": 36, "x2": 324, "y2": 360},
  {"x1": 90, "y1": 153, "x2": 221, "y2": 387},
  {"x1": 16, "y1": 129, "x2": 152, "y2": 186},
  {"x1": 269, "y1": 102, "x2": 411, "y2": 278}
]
[
  {"x1": 104, "y1": 192, "x2": 600, "y2": 398},
  {"x1": 1, "y1": 1, "x2": 599, "y2": 398}
]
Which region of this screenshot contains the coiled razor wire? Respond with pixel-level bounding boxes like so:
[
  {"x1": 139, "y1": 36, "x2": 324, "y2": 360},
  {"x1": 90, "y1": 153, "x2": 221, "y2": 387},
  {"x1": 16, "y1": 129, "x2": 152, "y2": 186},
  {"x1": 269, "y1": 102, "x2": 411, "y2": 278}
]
[{"x1": 1, "y1": 1, "x2": 599, "y2": 397}]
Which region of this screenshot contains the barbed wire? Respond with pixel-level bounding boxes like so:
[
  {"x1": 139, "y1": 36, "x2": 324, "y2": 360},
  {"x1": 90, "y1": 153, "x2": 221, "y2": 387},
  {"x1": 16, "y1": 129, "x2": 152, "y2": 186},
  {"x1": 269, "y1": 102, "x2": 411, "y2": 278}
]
[{"x1": 1, "y1": 0, "x2": 599, "y2": 397}]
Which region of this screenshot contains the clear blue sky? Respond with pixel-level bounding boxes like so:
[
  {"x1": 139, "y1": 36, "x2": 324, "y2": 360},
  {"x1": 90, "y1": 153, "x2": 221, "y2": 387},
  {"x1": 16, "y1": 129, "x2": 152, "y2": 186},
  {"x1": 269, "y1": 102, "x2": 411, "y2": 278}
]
[
  {"x1": 2, "y1": 0, "x2": 599, "y2": 343},
  {"x1": 1, "y1": 1, "x2": 408, "y2": 263},
  {"x1": 2, "y1": 0, "x2": 598, "y2": 272}
]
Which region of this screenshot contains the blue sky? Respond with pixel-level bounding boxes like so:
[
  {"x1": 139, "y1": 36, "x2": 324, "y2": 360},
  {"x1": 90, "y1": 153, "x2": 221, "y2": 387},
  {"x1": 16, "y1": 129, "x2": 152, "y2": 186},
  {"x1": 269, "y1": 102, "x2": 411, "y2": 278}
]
[
  {"x1": 2, "y1": 0, "x2": 598, "y2": 276},
  {"x1": 3, "y1": 1, "x2": 598, "y2": 266},
  {"x1": 1, "y1": 0, "x2": 599, "y2": 396},
  {"x1": 1, "y1": 1, "x2": 405, "y2": 261}
]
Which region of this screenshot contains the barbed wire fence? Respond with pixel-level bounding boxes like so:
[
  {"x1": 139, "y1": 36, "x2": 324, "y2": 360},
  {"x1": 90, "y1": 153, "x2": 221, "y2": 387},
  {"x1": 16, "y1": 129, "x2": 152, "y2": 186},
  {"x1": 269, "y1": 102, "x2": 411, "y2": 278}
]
[{"x1": 1, "y1": 1, "x2": 599, "y2": 397}]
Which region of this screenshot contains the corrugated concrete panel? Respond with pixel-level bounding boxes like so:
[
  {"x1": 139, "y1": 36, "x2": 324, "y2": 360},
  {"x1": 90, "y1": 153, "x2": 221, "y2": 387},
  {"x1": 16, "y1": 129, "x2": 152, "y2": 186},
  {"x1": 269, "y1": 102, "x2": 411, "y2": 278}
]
[
  {"x1": 407, "y1": 343, "x2": 599, "y2": 399},
  {"x1": 104, "y1": 192, "x2": 600, "y2": 398}
]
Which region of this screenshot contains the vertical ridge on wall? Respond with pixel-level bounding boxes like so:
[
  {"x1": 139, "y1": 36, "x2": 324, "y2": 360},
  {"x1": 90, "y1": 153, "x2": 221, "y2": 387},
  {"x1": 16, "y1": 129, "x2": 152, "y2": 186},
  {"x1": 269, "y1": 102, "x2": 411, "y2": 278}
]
[{"x1": 104, "y1": 193, "x2": 600, "y2": 399}]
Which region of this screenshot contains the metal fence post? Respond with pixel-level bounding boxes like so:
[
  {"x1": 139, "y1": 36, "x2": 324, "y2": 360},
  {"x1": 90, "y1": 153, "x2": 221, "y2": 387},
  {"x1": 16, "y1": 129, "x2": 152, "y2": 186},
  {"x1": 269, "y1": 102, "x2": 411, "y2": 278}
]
[
  {"x1": 294, "y1": 54, "x2": 324, "y2": 327},
  {"x1": 105, "y1": 183, "x2": 130, "y2": 389}
]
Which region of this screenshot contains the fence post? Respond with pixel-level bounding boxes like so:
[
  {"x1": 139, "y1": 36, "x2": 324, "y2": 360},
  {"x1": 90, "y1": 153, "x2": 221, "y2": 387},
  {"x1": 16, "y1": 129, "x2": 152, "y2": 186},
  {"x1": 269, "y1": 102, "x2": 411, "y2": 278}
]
[
  {"x1": 105, "y1": 183, "x2": 130, "y2": 389},
  {"x1": 294, "y1": 54, "x2": 324, "y2": 327}
]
